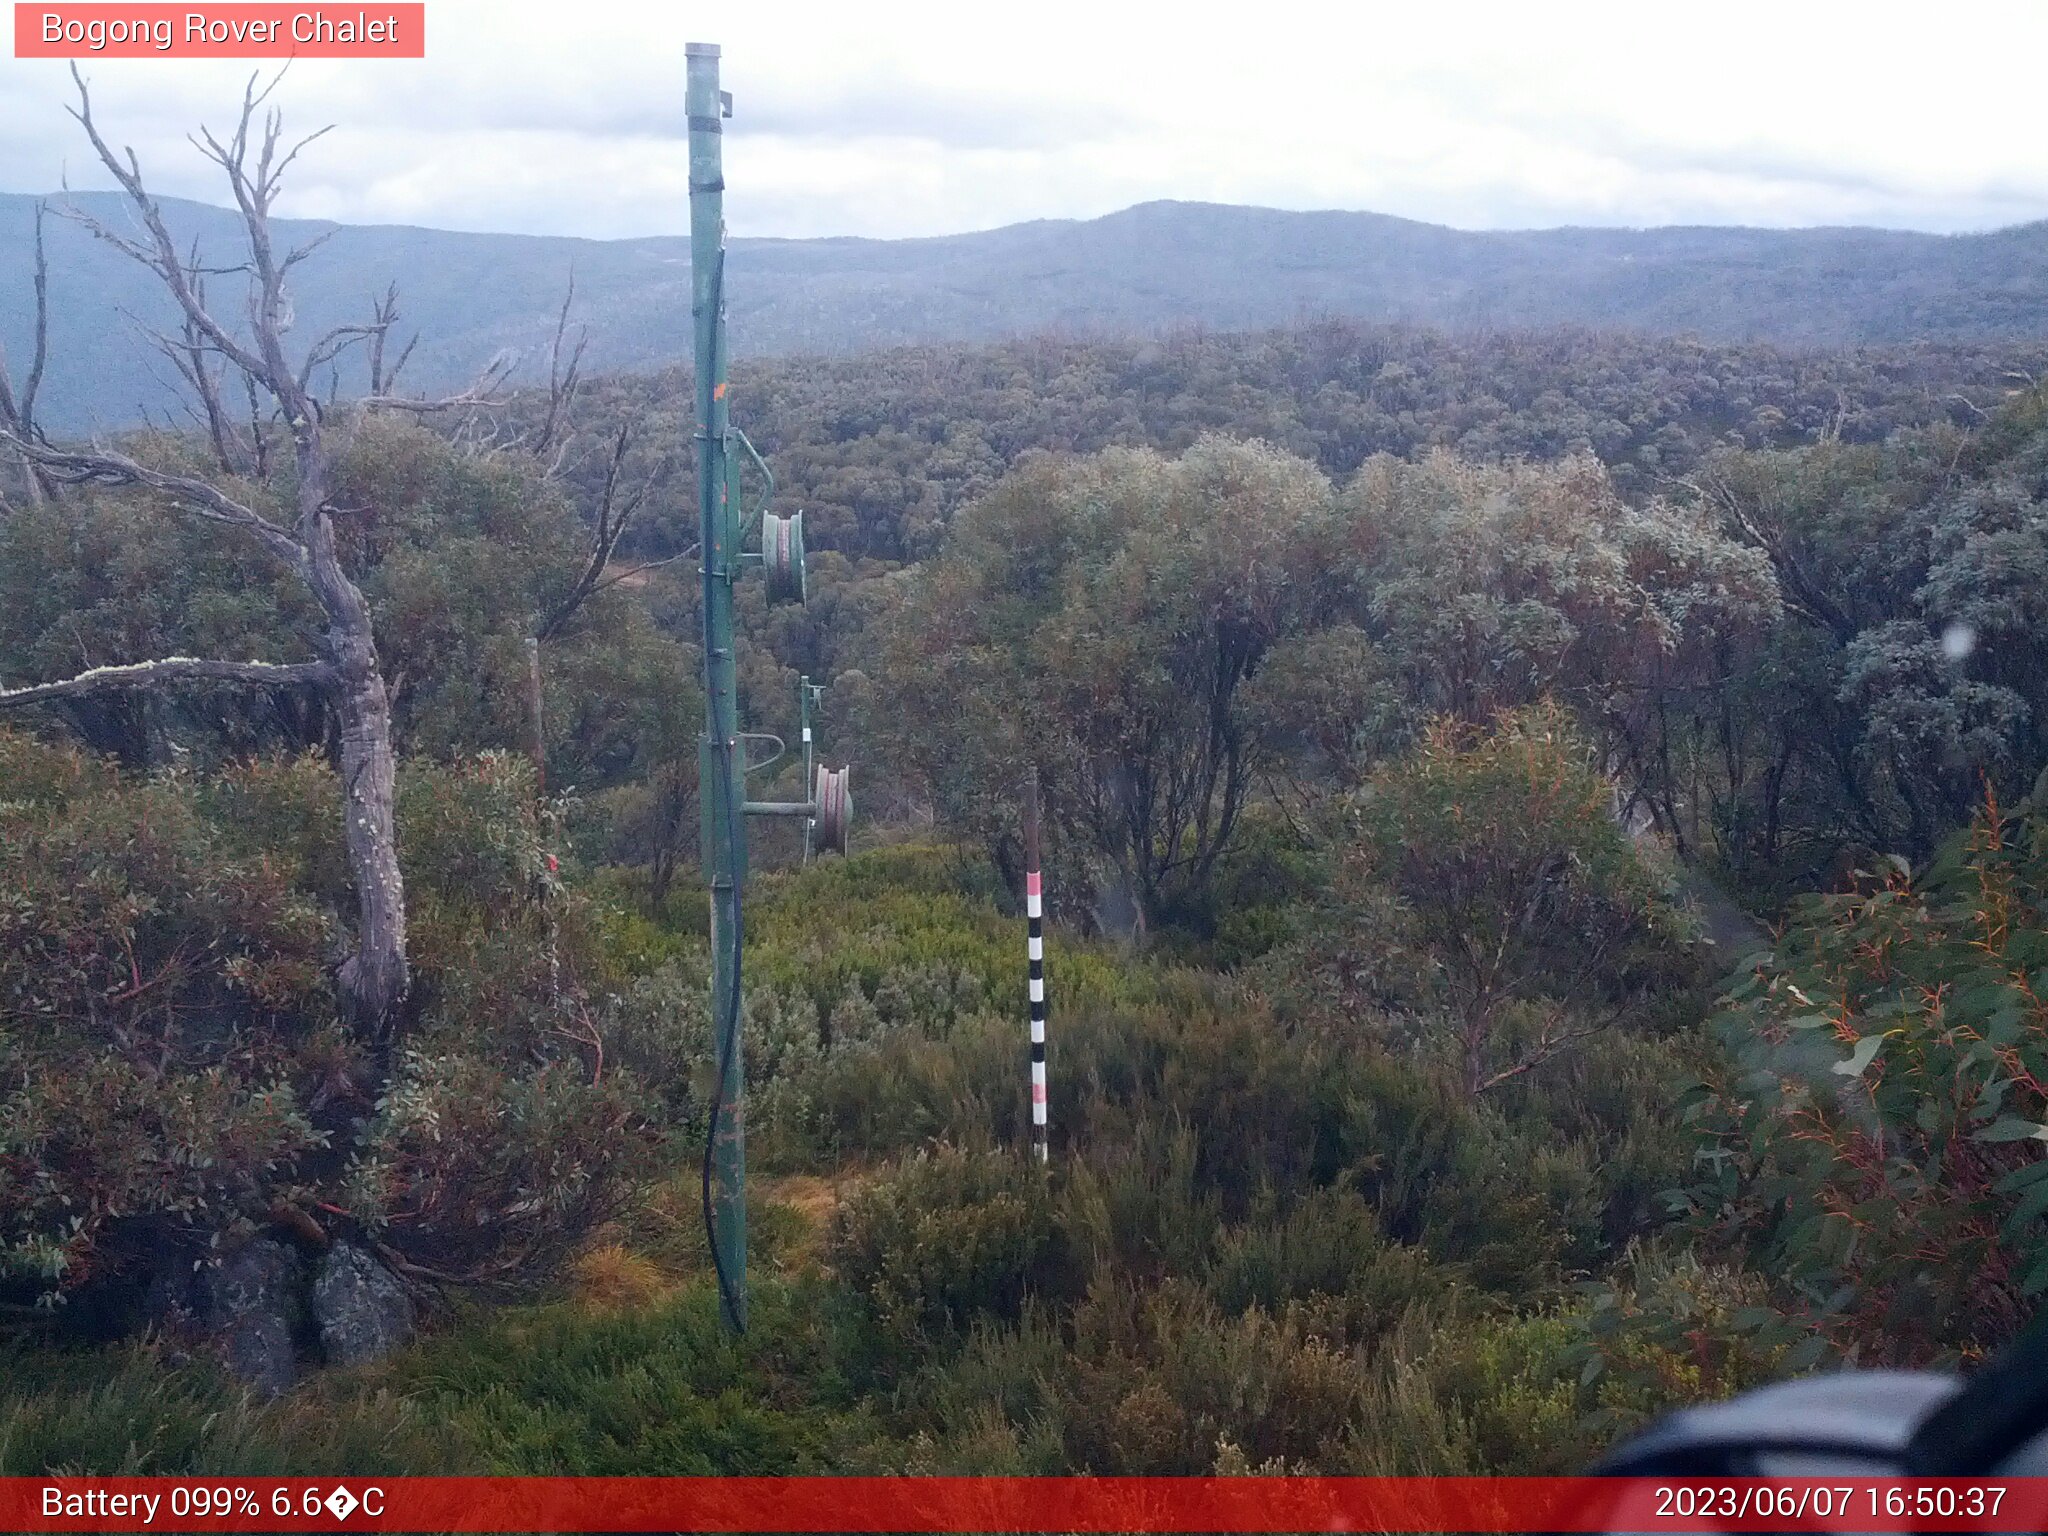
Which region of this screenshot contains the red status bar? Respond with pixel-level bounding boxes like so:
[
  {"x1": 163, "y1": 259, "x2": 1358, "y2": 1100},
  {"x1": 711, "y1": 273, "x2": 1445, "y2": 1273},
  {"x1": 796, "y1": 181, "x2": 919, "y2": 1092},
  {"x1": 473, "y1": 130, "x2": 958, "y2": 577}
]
[{"x1": 4, "y1": 1476, "x2": 2046, "y2": 1533}]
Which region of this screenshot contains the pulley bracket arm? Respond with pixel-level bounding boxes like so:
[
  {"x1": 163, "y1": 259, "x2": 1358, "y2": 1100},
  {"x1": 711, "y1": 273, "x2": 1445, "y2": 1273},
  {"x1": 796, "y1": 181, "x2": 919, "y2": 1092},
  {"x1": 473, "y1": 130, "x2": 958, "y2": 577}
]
[
  {"x1": 742, "y1": 799, "x2": 817, "y2": 818},
  {"x1": 730, "y1": 427, "x2": 775, "y2": 537}
]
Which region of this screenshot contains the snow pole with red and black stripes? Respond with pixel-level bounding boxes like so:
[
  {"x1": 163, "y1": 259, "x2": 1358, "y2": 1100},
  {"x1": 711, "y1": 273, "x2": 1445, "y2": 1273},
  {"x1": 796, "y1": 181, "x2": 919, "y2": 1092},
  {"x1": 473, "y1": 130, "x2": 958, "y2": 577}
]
[{"x1": 1024, "y1": 772, "x2": 1048, "y2": 1163}]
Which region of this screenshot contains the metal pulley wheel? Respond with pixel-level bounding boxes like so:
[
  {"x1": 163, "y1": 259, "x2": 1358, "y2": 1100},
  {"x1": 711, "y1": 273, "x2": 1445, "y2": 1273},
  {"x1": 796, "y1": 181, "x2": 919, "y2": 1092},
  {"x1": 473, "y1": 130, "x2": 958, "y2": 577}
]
[
  {"x1": 763, "y1": 509, "x2": 807, "y2": 606},
  {"x1": 813, "y1": 763, "x2": 851, "y2": 856}
]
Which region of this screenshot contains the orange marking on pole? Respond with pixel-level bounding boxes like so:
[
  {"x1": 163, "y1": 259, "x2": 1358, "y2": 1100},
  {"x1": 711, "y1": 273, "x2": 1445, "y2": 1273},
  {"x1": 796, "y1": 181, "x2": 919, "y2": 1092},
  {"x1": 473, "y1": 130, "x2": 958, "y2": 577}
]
[{"x1": 713, "y1": 382, "x2": 727, "y2": 400}]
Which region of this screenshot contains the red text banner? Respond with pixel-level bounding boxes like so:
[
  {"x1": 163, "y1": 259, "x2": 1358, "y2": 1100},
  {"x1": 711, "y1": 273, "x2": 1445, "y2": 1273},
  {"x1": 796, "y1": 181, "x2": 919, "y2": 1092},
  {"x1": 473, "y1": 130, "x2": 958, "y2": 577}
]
[
  {"x1": 3, "y1": 1476, "x2": 2047, "y2": 1533},
  {"x1": 14, "y1": 5, "x2": 425, "y2": 58}
]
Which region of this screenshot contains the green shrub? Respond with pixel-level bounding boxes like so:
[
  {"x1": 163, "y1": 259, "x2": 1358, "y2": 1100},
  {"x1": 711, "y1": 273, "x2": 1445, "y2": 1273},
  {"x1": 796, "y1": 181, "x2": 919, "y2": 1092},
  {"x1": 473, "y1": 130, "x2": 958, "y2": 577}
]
[
  {"x1": 0, "y1": 814, "x2": 1741, "y2": 1479},
  {"x1": 1571, "y1": 1244, "x2": 1807, "y2": 1434},
  {"x1": 884, "y1": 1309, "x2": 1073, "y2": 1471},
  {"x1": 1337, "y1": 703, "x2": 1694, "y2": 1098},
  {"x1": 384, "y1": 1278, "x2": 884, "y2": 1474},
  {"x1": 1053, "y1": 994, "x2": 1352, "y2": 1213},
  {"x1": 1328, "y1": 1047, "x2": 1604, "y2": 1294},
  {"x1": 1345, "y1": 1310, "x2": 1595, "y2": 1474},
  {"x1": 341, "y1": 1050, "x2": 647, "y2": 1286},
  {"x1": 1682, "y1": 784, "x2": 2048, "y2": 1362},
  {"x1": 804, "y1": 1010, "x2": 1023, "y2": 1161},
  {"x1": 1057, "y1": 1279, "x2": 1373, "y2": 1473},
  {"x1": 1204, "y1": 1184, "x2": 1444, "y2": 1345},
  {"x1": 0, "y1": 737, "x2": 339, "y2": 1294},
  {"x1": 203, "y1": 753, "x2": 352, "y2": 908},
  {"x1": 0, "y1": 732, "x2": 660, "y2": 1308},
  {"x1": 830, "y1": 1145, "x2": 1078, "y2": 1370},
  {"x1": 1060, "y1": 1120, "x2": 1224, "y2": 1284}
]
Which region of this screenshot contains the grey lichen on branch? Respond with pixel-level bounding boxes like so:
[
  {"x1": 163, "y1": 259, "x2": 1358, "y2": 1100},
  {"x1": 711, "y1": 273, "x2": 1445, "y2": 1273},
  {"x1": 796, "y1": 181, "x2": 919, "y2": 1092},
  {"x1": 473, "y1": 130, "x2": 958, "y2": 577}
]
[{"x1": 0, "y1": 655, "x2": 333, "y2": 709}]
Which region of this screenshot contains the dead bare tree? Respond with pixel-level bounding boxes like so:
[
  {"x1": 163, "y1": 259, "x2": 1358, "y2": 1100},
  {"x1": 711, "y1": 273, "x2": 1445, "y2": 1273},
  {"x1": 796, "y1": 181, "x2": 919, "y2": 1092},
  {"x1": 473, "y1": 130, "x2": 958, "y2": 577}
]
[
  {"x1": 534, "y1": 421, "x2": 675, "y2": 642},
  {"x1": 366, "y1": 283, "x2": 417, "y2": 397},
  {"x1": 525, "y1": 276, "x2": 586, "y2": 470},
  {"x1": 508, "y1": 284, "x2": 681, "y2": 796},
  {"x1": 0, "y1": 69, "x2": 498, "y2": 1032},
  {"x1": 0, "y1": 201, "x2": 53, "y2": 508},
  {"x1": 139, "y1": 241, "x2": 243, "y2": 475}
]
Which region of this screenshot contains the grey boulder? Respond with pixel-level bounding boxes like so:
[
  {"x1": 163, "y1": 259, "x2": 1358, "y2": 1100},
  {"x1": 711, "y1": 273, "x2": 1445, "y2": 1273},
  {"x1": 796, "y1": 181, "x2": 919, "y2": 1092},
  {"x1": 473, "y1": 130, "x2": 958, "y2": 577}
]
[
  {"x1": 311, "y1": 1241, "x2": 415, "y2": 1367},
  {"x1": 145, "y1": 1238, "x2": 304, "y2": 1398}
]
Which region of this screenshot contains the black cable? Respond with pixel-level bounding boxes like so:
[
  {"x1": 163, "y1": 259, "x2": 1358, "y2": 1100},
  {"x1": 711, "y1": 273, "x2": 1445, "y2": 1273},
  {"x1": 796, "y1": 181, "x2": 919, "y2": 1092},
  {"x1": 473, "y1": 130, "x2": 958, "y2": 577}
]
[
  {"x1": 700, "y1": 729, "x2": 746, "y2": 1332},
  {"x1": 696, "y1": 237, "x2": 747, "y2": 1332}
]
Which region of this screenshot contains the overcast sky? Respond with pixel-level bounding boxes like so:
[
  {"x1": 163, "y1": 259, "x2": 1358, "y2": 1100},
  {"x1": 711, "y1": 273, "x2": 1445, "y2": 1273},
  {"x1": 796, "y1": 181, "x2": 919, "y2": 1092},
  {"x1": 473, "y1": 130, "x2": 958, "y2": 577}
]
[{"x1": 4, "y1": 0, "x2": 2045, "y2": 241}]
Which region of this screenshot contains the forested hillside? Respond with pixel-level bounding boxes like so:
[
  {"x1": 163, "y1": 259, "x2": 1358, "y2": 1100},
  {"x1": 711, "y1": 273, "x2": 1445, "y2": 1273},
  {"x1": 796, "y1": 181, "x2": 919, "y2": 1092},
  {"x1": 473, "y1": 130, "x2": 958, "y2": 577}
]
[
  {"x1": 566, "y1": 322, "x2": 2048, "y2": 559},
  {"x1": 6, "y1": 243, "x2": 2048, "y2": 1470},
  {"x1": 7, "y1": 188, "x2": 2048, "y2": 427}
]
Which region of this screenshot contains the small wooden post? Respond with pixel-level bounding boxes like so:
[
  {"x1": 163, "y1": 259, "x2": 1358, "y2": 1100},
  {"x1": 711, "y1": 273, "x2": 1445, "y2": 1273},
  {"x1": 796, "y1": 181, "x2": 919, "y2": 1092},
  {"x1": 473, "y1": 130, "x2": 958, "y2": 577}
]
[{"x1": 1024, "y1": 772, "x2": 1048, "y2": 1163}]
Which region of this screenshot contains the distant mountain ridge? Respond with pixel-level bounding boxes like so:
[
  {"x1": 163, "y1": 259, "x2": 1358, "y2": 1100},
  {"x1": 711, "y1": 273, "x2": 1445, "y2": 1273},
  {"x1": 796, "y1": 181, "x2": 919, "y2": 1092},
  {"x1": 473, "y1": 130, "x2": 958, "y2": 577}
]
[{"x1": 4, "y1": 192, "x2": 2046, "y2": 428}]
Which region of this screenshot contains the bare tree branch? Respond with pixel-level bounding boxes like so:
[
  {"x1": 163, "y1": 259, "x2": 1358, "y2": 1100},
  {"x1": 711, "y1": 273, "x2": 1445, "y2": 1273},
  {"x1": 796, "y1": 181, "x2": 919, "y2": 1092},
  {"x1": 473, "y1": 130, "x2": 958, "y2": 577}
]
[
  {"x1": 0, "y1": 655, "x2": 333, "y2": 709},
  {"x1": 296, "y1": 322, "x2": 382, "y2": 394},
  {"x1": 585, "y1": 547, "x2": 694, "y2": 598},
  {"x1": 277, "y1": 221, "x2": 336, "y2": 276},
  {"x1": 359, "y1": 349, "x2": 516, "y2": 415},
  {"x1": 62, "y1": 64, "x2": 278, "y2": 391},
  {"x1": 21, "y1": 201, "x2": 48, "y2": 431},
  {"x1": 242, "y1": 371, "x2": 272, "y2": 478},
  {"x1": 534, "y1": 421, "x2": 667, "y2": 641},
  {"x1": 365, "y1": 284, "x2": 417, "y2": 397},
  {"x1": 184, "y1": 79, "x2": 327, "y2": 416},
  {"x1": 528, "y1": 273, "x2": 586, "y2": 464},
  {"x1": 2, "y1": 431, "x2": 306, "y2": 570},
  {"x1": 1474, "y1": 1006, "x2": 1623, "y2": 1095},
  {"x1": 138, "y1": 241, "x2": 243, "y2": 474},
  {"x1": 0, "y1": 202, "x2": 54, "y2": 504}
]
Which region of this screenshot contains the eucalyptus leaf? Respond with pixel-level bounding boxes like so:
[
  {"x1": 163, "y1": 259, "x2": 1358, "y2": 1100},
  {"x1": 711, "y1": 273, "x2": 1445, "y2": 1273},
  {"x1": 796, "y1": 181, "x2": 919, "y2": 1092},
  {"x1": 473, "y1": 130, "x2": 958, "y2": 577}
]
[
  {"x1": 1831, "y1": 1035, "x2": 1884, "y2": 1078},
  {"x1": 1977, "y1": 1117, "x2": 2048, "y2": 1144}
]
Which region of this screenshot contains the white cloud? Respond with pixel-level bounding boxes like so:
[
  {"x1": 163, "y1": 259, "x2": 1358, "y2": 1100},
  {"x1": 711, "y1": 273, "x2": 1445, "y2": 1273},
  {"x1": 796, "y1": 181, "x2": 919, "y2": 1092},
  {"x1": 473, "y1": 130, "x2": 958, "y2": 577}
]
[{"x1": 2, "y1": 0, "x2": 2044, "y2": 238}]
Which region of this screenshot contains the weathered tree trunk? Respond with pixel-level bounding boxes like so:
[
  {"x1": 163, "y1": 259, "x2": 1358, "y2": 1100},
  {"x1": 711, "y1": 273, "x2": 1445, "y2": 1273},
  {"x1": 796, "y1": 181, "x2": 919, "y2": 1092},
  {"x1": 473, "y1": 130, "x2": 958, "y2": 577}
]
[
  {"x1": 333, "y1": 650, "x2": 408, "y2": 1029},
  {"x1": 301, "y1": 450, "x2": 409, "y2": 1031}
]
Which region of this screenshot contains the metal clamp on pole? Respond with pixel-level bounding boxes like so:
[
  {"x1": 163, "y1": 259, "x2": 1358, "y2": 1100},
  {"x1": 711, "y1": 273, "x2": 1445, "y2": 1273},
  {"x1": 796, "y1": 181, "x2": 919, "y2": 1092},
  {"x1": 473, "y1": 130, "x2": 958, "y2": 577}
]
[
  {"x1": 744, "y1": 676, "x2": 851, "y2": 854},
  {"x1": 742, "y1": 798, "x2": 815, "y2": 817}
]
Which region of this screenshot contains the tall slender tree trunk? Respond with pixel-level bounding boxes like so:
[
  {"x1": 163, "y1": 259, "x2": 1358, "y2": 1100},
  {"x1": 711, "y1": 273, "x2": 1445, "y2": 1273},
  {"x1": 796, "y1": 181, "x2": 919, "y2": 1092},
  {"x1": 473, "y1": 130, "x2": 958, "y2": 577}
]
[
  {"x1": 333, "y1": 652, "x2": 407, "y2": 1030},
  {"x1": 303, "y1": 460, "x2": 409, "y2": 1031}
]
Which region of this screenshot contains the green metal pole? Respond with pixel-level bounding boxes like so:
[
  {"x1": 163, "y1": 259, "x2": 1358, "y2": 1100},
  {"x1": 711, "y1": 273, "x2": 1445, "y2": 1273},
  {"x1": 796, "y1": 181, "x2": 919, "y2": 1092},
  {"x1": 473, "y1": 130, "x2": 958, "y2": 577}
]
[
  {"x1": 687, "y1": 40, "x2": 746, "y2": 1334},
  {"x1": 799, "y1": 676, "x2": 816, "y2": 865}
]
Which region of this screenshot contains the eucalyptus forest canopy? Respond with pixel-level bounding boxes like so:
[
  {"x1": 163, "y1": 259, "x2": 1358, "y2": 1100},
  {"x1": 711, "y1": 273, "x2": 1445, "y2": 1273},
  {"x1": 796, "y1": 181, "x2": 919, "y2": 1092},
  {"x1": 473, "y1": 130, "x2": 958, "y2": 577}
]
[{"x1": 5, "y1": 245, "x2": 2048, "y2": 1473}]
